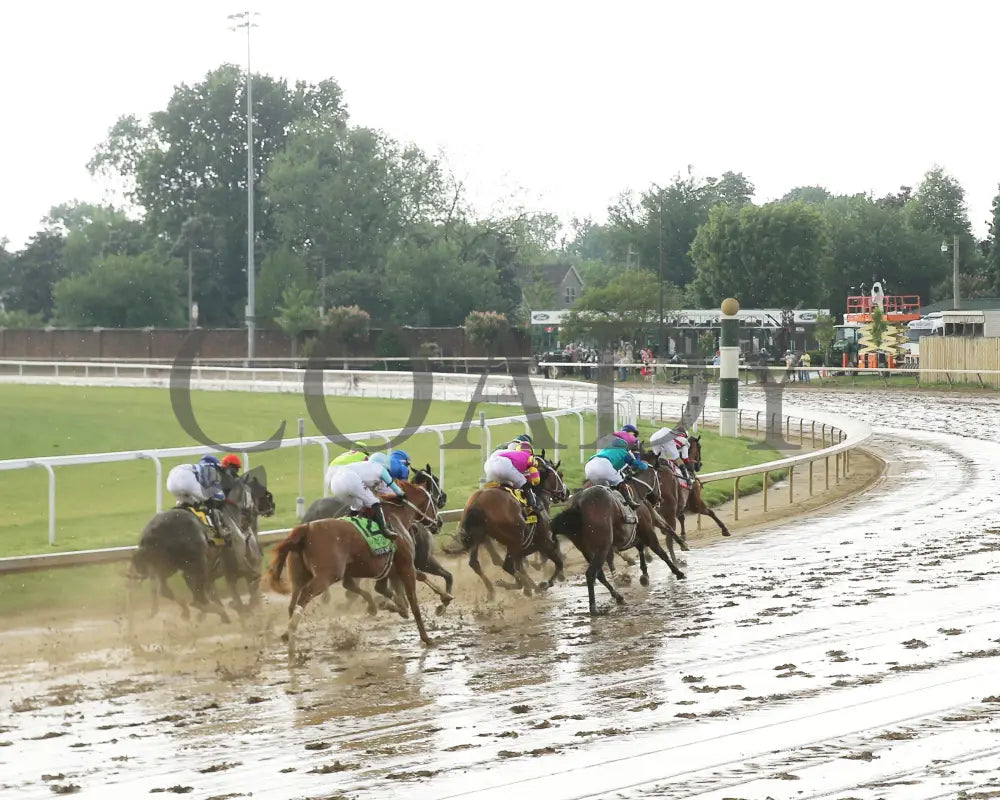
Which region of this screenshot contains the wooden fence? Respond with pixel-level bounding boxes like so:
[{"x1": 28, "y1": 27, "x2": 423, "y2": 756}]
[{"x1": 921, "y1": 337, "x2": 1000, "y2": 387}]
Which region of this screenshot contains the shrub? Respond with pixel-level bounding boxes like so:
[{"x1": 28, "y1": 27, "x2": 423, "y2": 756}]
[{"x1": 464, "y1": 310, "x2": 508, "y2": 352}]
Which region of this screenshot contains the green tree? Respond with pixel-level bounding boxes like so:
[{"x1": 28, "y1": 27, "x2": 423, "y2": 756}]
[
  {"x1": 274, "y1": 286, "x2": 320, "y2": 357},
  {"x1": 607, "y1": 167, "x2": 755, "y2": 287},
  {"x1": 88, "y1": 65, "x2": 348, "y2": 325},
  {"x1": 869, "y1": 306, "x2": 887, "y2": 351},
  {"x1": 561, "y1": 270, "x2": 675, "y2": 346},
  {"x1": 988, "y1": 188, "x2": 1000, "y2": 294},
  {"x1": 813, "y1": 313, "x2": 836, "y2": 364},
  {"x1": 45, "y1": 202, "x2": 147, "y2": 276},
  {"x1": 464, "y1": 310, "x2": 509, "y2": 354},
  {"x1": 322, "y1": 305, "x2": 371, "y2": 359},
  {"x1": 264, "y1": 120, "x2": 451, "y2": 275},
  {"x1": 780, "y1": 186, "x2": 831, "y2": 205},
  {"x1": 256, "y1": 245, "x2": 312, "y2": 324},
  {"x1": 384, "y1": 235, "x2": 505, "y2": 327},
  {"x1": 905, "y1": 166, "x2": 970, "y2": 238},
  {"x1": 1, "y1": 230, "x2": 67, "y2": 317},
  {"x1": 691, "y1": 202, "x2": 827, "y2": 307},
  {"x1": 52, "y1": 253, "x2": 184, "y2": 327},
  {"x1": 818, "y1": 195, "x2": 943, "y2": 310},
  {"x1": 0, "y1": 309, "x2": 45, "y2": 328}
]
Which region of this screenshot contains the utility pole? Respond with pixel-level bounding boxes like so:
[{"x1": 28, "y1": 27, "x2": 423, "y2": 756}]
[
  {"x1": 952, "y1": 234, "x2": 960, "y2": 311},
  {"x1": 229, "y1": 11, "x2": 259, "y2": 360},
  {"x1": 187, "y1": 247, "x2": 194, "y2": 329},
  {"x1": 658, "y1": 194, "x2": 665, "y2": 356}
]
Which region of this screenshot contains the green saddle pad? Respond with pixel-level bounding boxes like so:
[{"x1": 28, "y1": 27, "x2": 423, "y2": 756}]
[{"x1": 343, "y1": 516, "x2": 396, "y2": 557}]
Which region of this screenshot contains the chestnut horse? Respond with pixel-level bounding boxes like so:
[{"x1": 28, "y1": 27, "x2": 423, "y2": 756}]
[
  {"x1": 266, "y1": 481, "x2": 446, "y2": 653},
  {"x1": 452, "y1": 456, "x2": 567, "y2": 600},
  {"x1": 676, "y1": 435, "x2": 731, "y2": 541},
  {"x1": 551, "y1": 485, "x2": 686, "y2": 615}
]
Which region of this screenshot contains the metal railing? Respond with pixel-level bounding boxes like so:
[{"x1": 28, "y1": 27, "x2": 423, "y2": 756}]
[{"x1": 0, "y1": 363, "x2": 873, "y2": 574}]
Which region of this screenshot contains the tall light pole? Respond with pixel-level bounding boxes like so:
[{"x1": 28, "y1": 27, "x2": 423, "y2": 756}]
[
  {"x1": 941, "y1": 235, "x2": 960, "y2": 310},
  {"x1": 229, "y1": 11, "x2": 259, "y2": 360},
  {"x1": 657, "y1": 193, "x2": 665, "y2": 356}
]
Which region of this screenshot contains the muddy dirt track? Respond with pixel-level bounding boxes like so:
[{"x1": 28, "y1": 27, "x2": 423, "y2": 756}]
[{"x1": 4, "y1": 387, "x2": 1000, "y2": 800}]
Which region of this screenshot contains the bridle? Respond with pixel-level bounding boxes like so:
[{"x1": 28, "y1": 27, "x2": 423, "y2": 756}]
[
  {"x1": 392, "y1": 482, "x2": 442, "y2": 533},
  {"x1": 413, "y1": 468, "x2": 447, "y2": 509},
  {"x1": 537, "y1": 457, "x2": 567, "y2": 504}
]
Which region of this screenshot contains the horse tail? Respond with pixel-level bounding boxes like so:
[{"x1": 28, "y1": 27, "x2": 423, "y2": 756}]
[
  {"x1": 267, "y1": 523, "x2": 310, "y2": 595},
  {"x1": 550, "y1": 504, "x2": 583, "y2": 541},
  {"x1": 128, "y1": 547, "x2": 150, "y2": 581},
  {"x1": 444, "y1": 505, "x2": 487, "y2": 555}
]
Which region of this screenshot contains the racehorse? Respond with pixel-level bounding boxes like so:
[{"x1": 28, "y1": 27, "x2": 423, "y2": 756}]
[
  {"x1": 451, "y1": 454, "x2": 567, "y2": 600},
  {"x1": 551, "y1": 484, "x2": 686, "y2": 615},
  {"x1": 637, "y1": 450, "x2": 691, "y2": 560},
  {"x1": 129, "y1": 470, "x2": 275, "y2": 623},
  {"x1": 267, "y1": 480, "x2": 444, "y2": 653},
  {"x1": 676, "y1": 435, "x2": 731, "y2": 540},
  {"x1": 482, "y1": 451, "x2": 568, "y2": 581},
  {"x1": 302, "y1": 464, "x2": 453, "y2": 612}
]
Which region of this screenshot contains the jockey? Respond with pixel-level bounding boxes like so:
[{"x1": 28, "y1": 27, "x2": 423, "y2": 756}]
[
  {"x1": 165, "y1": 454, "x2": 229, "y2": 537},
  {"x1": 328, "y1": 458, "x2": 406, "y2": 537},
  {"x1": 584, "y1": 438, "x2": 648, "y2": 509},
  {"x1": 506, "y1": 433, "x2": 534, "y2": 453},
  {"x1": 369, "y1": 449, "x2": 411, "y2": 483},
  {"x1": 324, "y1": 447, "x2": 369, "y2": 489},
  {"x1": 483, "y1": 444, "x2": 544, "y2": 517},
  {"x1": 614, "y1": 424, "x2": 641, "y2": 452},
  {"x1": 648, "y1": 426, "x2": 694, "y2": 484}
]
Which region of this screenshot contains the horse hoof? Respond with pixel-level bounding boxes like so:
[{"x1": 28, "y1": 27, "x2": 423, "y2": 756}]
[
  {"x1": 680, "y1": 542, "x2": 691, "y2": 552},
  {"x1": 421, "y1": 638, "x2": 435, "y2": 647},
  {"x1": 615, "y1": 595, "x2": 627, "y2": 605},
  {"x1": 721, "y1": 531, "x2": 732, "y2": 537},
  {"x1": 639, "y1": 575, "x2": 650, "y2": 587},
  {"x1": 280, "y1": 632, "x2": 289, "y2": 643},
  {"x1": 435, "y1": 604, "x2": 449, "y2": 616},
  {"x1": 676, "y1": 572, "x2": 687, "y2": 580},
  {"x1": 523, "y1": 587, "x2": 533, "y2": 597},
  {"x1": 367, "y1": 606, "x2": 378, "y2": 617},
  {"x1": 536, "y1": 581, "x2": 549, "y2": 592},
  {"x1": 220, "y1": 614, "x2": 232, "y2": 624}
]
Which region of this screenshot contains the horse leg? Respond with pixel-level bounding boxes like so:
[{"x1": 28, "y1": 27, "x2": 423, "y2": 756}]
[
  {"x1": 595, "y1": 565, "x2": 626, "y2": 606},
  {"x1": 393, "y1": 555, "x2": 433, "y2": 646},
  {"x1": 483, "y1": 538, "x2": 506, "y2": 567},
  {"x1": 415, "y1": 571, "x2": 454, "y2": 605},
  {"x1": 287, "y1": 553, "x2": 313, "y2": 618},
  {"x1": 283, "y1": 571, "x2": 336, "y2": 656},
  {"x1": 183, "y1": 570, "x2": 231, "y2": 624},
  {"x1": 342, "y1": 576, "x2": 378, "y2": 616},
  {"x1": 536, "y1": 535, "x2": 566, "y2": 590},
  {"x1": 510, "y1": 553, "x2": 540, "y2": 597},
  {"x1": 643, "y1": 533, "x2": 687, "y2": 580},
  {"x1": 637, "y1": 545, "x2": 650, "y2": 587},
  {"x1": 157, "y1": 575, "x2": 190, "y2": 620},
  {"x1": 496, "y1": 550, "x2": 528, "y2": 591},
  {"x1": 468, "y1": 543, "x2": 496, "y2": 601},
  {"x1": 699, "y1": 506, "x2": 732, "y2": 537},
  {"x1": 420, "y1": 552, "x2": 455, "y2": 615}
]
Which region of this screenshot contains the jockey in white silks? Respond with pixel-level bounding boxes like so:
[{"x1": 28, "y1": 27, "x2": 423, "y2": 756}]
[
  {"x1": 328, "y1": 458, "x2": 406, "y2": 537},
  {"x1": 648, "y1": 426, "x2": 694, "y2": 484}
]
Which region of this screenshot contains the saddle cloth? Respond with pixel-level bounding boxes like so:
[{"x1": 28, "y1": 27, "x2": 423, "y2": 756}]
[
  {"x1": 184, "y1": 505, "x2": 227, "y2": 546},
  {"x1": 670, "y1": 463, "x2": 691, "y2": 490},
  {"x1": 343, "y1": 515, "x2": 396, "y2": 557},
  {"x1": 482, "y1": 481, "x2": 537, "y2": 524}
]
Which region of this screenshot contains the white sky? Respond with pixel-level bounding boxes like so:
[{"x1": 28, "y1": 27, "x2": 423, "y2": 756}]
[{"x1": 2, "y1": 0, "x2": 998, "y2": 250}]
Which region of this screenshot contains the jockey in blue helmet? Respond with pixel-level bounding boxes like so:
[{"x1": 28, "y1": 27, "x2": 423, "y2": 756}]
[
  {"x1": 389, "y1": 450, "x2": 411, "y2": 481},
  {"x1": 371, "y1": 450, "x2": 411, "y2": 482},
  {"x1": 197, "y1": 454, "x2": 225, "y2": 501}
]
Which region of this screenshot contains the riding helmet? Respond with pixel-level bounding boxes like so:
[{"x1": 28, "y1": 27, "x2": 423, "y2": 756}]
[
  {"x1": 200, "y1": 454, "x2": 221, "y2": 466},
  {"x1": 221, "y1": 454, "x2": 242, "y2": 470}
]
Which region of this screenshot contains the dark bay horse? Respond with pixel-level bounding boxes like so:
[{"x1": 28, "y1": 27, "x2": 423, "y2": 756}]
[
  {"x1": 129, "y1": 470, "x2": 275, "y2": 623},
  {"x1": 267, "y1": 481, "x2": 444, "y2": 653},
  {"x1": 676, "y1": 435, "x2": 731, "y2": 540},
  {"x1": 452, "y1": 455, "x2": 567, "y2": 599},
  {"x1": 302, "y1": 464, "x2": 454, "y2": 612},
  {"x1": 551, "y1": 485, "x2": 686, "y2": 615}
]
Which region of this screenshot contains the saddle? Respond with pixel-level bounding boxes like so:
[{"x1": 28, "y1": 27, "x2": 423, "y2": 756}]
[
  {"x1": 482, "y1": 481, "x2": 538, "y2": 524},
  {"x1": 182, "y1": 504, "x2": 228, "y2": 546},
  {"x1": 670, "y1": 463, "x2": 691, "y2": 490},
  {"x1": 343, "y1": 516, "x2": 396, "y2": 557}
]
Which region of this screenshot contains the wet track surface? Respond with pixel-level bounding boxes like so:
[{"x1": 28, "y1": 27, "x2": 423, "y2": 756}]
[{"x1": 4, "y1": 387, "x2": 1000, "y2": 799}]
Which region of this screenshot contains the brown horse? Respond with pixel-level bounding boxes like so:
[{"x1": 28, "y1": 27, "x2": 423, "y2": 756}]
[
  {"x1": 676, "y1": 435, "x2": 731, "y2": 541},
  {"x1": 453, "y1": 456, "x2": 567, "y2": 600},
  {"x1": 637, "y1": 451, "x2": 691, "y2": 559},
  {"x1": 551, "y1": 485, "x2": 686, "y2": 615},
  {"x1": 266, "y1": 481, "x2": 447, "y2": 653}
]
